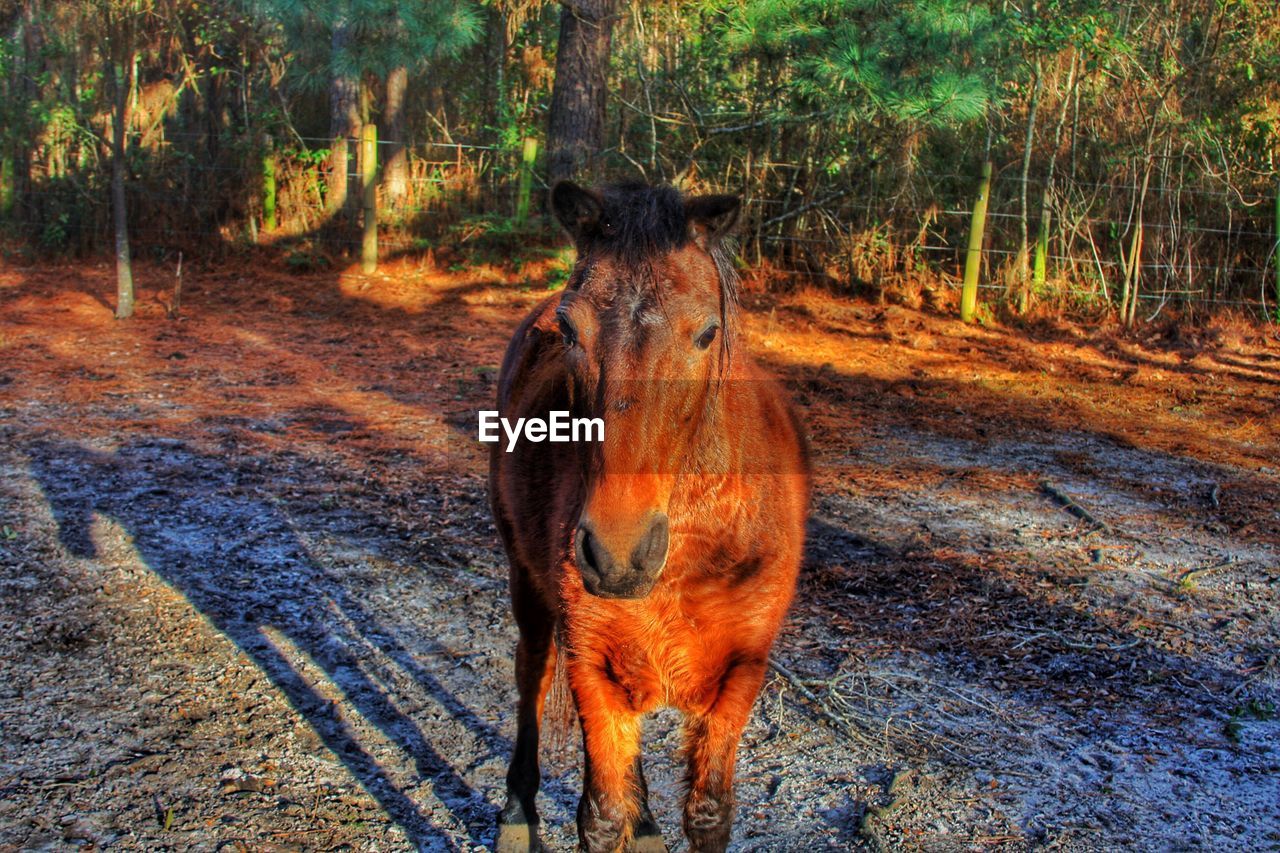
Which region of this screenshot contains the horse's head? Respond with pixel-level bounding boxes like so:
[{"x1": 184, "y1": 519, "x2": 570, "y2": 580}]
[{"x1": 551, "y1": 180, "x2": 741, "y2": 599}]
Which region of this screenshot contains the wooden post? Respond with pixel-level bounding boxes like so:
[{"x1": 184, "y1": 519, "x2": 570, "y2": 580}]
[
  {"x1": 1274, "y1": 178, "x2": 1279, "y2": 322},
  {"x1": 262, "y1": 136, "x2": 277, "y2": 232},
  {"x1": 0, "y1": 155, "x2": 12, "y2": 220},
  {"x1": 516, "y1": 136, "x2": 538, "y2": 224},
  {"x1": 108, "y1": 54, "x2": 135, "y2": 320},
  {"x1": 168, "y1": 251, "x2": 183, "y2": 320},
  {"x1": 961, "y1": 160, "x2": 992, "y2": 323},
  {"x1": 361, "y1": 123, "x2": 377, "y2": 274},
  {"x1": 1121, "y1": 219, "x2": 1143, "y2": 327},
  {"x1": 1033, "y1": 199, "x2": 1049, "y2": 292},
  {"x1": 1118, "y1": 229, "x2": 1132, "y2": 320}
]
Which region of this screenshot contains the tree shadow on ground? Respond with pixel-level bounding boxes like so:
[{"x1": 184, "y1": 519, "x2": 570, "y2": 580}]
[
  {"x1": 798, "y1": 511, "x2": 1257, "y2": 721},
  {"x1": 23, "y1": 435, "x2": 515, "y2": 851},
  {"x1": 774, "y1": 357, "x2": 1280, "y2": 549}
]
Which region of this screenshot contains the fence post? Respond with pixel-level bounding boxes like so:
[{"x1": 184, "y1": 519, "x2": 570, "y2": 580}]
[
  {"x1": 1033, "y1": 201, "x2": 1049, "y2": 291},
  {"x1": 0, "y1": 155, "x2": 12, "y2": 220},
  {"x1": 262, "y1": 136, "x2": 276, "y2": 232},
  {"x1": 1120, "y1": 219, "x2": 1143, "y2": 327},
  {"x1": 516, "y1": 136, "x2": 538, "y2": 224},
  {"x1": 961, "y1": 160, "x2": 992, "y2": 323},
  {"x1": 361, "y1": 123, "x2": 378, "y2": 273}
]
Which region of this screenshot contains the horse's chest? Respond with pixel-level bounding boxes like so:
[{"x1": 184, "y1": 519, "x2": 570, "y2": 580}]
[{"x1": 591, "y1": 606, "x2": 731, "y2": 715}]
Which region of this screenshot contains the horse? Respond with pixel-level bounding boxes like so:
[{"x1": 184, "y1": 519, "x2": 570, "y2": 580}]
[{"x1": 488, "y1": 180, "x2": 810, "y2": 852}]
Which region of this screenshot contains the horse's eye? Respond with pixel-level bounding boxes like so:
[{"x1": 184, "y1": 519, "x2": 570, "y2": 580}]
[
  {"x1": 557, "y1": 312, "x2": 578, "y2": 348},
  {"x1": 694, "y1": 322, "x2": 719, "y2": 351}
]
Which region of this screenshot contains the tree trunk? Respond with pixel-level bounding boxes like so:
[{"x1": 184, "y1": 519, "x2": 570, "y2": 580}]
[
  {"x1": 546, "y1": 0, "x2": 617, "y2": 186},
  {"x1": 488, "y1": 7, "x2": 509, "y2": 138},
  {"x1": 327, "y1": 18, "x2": 360, "y2": 222},
  {"x1": 1118, "y1": 157, "x2": 1152, "y2": 328},
  {"x1": 1120, "y1": 91, "x2": 1165, "y2": 326},
  {"x1": 16, "y1": 0, "x2": 44, "y2": 222},
  {"x1": 106, "y1": 44, "x2": 136, "y2": 320},
  {"x1": 1274, "y1": 176, "x2": 1279, "y2": 323},
  {"x1": 961, "y1": 159, "x2": 993, "y2": 324},
  {"x1": 1016, "y1": 62, "x2": 1042, "y2": 313},
  {"x1": 1034, "y1": 53, "x2": 1078, "y2": 293},
  {"x1": 361, "y1": 123, "x2": 377, "y2": 273},
  {"x1": 382, "y1": 65, "x2": 409, "y2": 208},
  {"x1": 203, "y1": 65, "x2": 224, "y2": 191}
]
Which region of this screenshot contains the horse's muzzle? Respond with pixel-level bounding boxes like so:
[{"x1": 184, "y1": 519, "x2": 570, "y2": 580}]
[{"x1": 574, "y1": 513, "x2": 669, "y2": 599}]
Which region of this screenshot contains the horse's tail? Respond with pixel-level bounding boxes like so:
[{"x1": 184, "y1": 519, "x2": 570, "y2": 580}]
[{"x1": 541, "y1": 629, "x2": 578, "y2": 766}]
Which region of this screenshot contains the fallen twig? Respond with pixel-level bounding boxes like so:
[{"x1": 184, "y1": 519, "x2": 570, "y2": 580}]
[
  {"x1": 1040, "y1": 480, "x2": 1112, "y2": 533},
  {"x1": 768, "y1": 658, "x2": 881, "y2": 750},
  {"x1": 1177, "y1": 558, "x2": 1234, "y2": 586},
  {"x1": 1228, "y1": 654, "x2": 1278, "y2": 699},
  {"x1": 1010, "y1": 630, "x2": 1141, "y2": 652},
  {"x1": 864, "y1": 669, "x2": 1006, "y2": 716},
  {"x1": 768, "y1": 659, "x2": 979, "y2": 765}
]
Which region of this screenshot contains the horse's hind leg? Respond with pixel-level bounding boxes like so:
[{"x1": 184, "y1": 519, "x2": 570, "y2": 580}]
[
  {"x1": 627, "y1": 756, "x2": 667, "y2": 852},
  {"x1": 497, "y1": 571, "x2": 556, "y2": 853}
]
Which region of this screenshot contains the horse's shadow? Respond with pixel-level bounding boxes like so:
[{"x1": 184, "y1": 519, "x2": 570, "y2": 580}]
[{"x1": 24, "y1": 435, "x2": 526, "y2": 850}]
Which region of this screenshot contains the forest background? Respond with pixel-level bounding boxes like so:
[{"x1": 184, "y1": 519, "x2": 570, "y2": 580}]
[{"x1": 2, "y1": 0, "x2": 1278, "y2": 323}]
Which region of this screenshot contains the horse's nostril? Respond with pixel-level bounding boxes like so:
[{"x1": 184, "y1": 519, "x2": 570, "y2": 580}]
[
  {"x1": 631, "y1": 513, "x2": 670, "y2": 574},
  {"x1": 575, "y1": 523, "x2": 613, "y2": 579}
]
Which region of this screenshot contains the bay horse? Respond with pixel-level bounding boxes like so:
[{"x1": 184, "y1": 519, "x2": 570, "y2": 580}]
[{"x1": 489, "y1": 181, "x2": 810, "y2": 852}]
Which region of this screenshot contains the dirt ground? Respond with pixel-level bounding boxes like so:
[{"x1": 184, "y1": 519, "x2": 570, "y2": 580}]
[{"x1": 0, "y1": 256, "x2": 1277, "y2": 851}]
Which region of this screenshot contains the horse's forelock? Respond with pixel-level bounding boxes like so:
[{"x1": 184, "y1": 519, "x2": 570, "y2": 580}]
[
  {"x1": 595, "y1": 183, "x2": 688, "y2": 261},
  {"x1": 574, "y1": 182, "x2": 740, "y2": 374}
]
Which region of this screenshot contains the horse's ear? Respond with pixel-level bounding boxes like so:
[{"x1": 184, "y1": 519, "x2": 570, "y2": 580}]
[
  {"x1": 551, "y1": 181, "x2": 604, "y2": 247},
  {"x1": 685, "y1": 194, "x2": 741, "y2": 249}
]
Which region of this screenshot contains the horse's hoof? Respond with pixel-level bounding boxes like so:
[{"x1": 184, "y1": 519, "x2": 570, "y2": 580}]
[{"x1": 496, "y1": 821, "x2": 543, "y2": 853}]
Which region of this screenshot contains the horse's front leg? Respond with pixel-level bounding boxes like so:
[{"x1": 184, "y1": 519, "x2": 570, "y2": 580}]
[
  {"x1": 682, "y1": 655, "x2": 768, "y2": 852},
  {"x1": 574, "y1": 671, "x2": 644, "y2": 852},
  {"x1": 497, "y1": 572, "x2": 557, "y2": 853}
]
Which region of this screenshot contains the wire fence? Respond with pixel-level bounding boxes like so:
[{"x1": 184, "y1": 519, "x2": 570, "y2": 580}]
[{"x1": 4, "y1": 130, "x2": 1278, "y2": 319}]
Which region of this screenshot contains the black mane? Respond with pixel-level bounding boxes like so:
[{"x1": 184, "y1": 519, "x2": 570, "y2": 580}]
[{"x1": 591, "y1": 182, "x2": 692, "y2": 261}]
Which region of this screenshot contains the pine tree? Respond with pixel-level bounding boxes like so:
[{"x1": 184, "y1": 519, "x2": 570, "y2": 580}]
[
  {"x1": 546, "y1": 0, "x2": 617, "y2": 185},
  {"x1": 254, "y1": 0, "x2": 482, "y2": 219}
]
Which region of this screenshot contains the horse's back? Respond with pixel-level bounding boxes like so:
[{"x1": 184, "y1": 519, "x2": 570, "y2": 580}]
[{"x1": 495, "y1": 293, "x2": 561, "y2": 414}]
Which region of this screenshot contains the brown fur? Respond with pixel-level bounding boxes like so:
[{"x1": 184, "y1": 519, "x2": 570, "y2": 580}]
[{"x1": 490, "y1": 182, "x2": 810, "y2": 852}]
